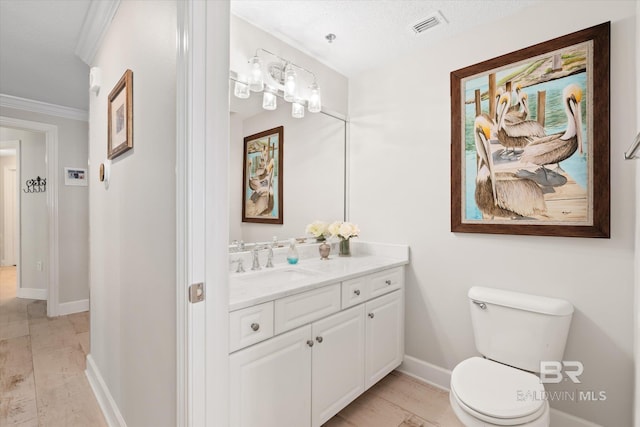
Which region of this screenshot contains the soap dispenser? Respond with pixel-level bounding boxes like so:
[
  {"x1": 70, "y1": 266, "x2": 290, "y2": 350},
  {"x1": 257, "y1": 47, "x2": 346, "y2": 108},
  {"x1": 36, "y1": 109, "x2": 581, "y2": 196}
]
[{"x1": 287, "y1": 238, "x2": 299, "y2": 265}]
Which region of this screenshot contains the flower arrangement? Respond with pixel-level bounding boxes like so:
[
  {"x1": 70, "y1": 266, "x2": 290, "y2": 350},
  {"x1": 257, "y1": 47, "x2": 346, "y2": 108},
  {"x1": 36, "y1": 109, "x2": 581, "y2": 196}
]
[
  {"x1": 305, "y1": 220, "x2": 329, "y2": 241},
  {"x1": 327, "y1": 221, "x2": 360, "y2": 241}
]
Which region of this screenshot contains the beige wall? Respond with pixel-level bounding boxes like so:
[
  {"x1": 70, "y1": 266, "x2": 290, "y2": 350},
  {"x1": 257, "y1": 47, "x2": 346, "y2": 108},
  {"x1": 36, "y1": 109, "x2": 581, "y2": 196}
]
[
  {"x1": 88, "y1": 0, "x2": 177, "y2": 425},
  {"x1": 348, "y1": 1, "x2": 637, "y2": 425}
]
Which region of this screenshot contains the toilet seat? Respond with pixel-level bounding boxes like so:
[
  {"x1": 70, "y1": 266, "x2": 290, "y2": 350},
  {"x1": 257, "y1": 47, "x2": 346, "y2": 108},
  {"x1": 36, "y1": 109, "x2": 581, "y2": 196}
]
[{"x1": 450, "y1": 357, "x2": 547, "y2": 426}]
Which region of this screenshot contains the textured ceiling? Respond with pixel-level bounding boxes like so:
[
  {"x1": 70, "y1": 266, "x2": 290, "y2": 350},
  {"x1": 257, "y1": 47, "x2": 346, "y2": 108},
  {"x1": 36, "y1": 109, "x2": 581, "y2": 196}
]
[
  {"x1": 230, "y1": 0, "x2": 540, "y2": 78},
  {"x1": 0, "y1": 0, "x2": 540, "y2": 111},
  {"x1": 0, "y1": 0, "x2": 91, "y2": 110}
]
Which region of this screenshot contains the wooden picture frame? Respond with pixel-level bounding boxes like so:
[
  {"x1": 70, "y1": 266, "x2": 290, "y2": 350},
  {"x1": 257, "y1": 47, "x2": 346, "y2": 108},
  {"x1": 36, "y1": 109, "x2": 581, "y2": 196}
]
[
  {"x1": 242, "y1": 126, "x2": 284, "y2": 224},
  {"x1": 451, "y1": 22, "x2": 610, "y2": 238},
  {"x1": 108, "y1": 69, "x2": 133, "y2": 159}
]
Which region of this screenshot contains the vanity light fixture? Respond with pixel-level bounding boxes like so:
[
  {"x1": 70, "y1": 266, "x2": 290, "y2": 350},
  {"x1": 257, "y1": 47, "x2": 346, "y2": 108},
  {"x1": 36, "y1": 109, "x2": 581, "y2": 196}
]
[
  {"x1": 248, "y1": 55, "x2": 264, "y2": 92},
  {"x1": 291, "y1": 99, "x2": 305, "y2": 119},
  {"x1": 262, "y1": 86, "x2": 277, "y2": 110},
  {"x1": 234, "y1": 74, "x2": 250, "y2": 99},
  {"x1": 233, "y1": 48, "x2": 322, "y2": 118}
]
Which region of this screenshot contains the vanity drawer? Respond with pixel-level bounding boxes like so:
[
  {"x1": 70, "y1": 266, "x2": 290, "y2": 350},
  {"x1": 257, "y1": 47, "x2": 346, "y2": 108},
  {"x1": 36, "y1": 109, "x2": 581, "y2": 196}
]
[
  {"x1": 275, "y1": 283, "x2": 341, "y2": 334},
  {"x1": 369, "y1": 267, "x2": 403, "y2": 299},
  {"x1": 229, "y1": 301, "x2": 274, "y2": 353},
  {"x1": 341, "y1": 276, "x2": 368, "y2": 309}
]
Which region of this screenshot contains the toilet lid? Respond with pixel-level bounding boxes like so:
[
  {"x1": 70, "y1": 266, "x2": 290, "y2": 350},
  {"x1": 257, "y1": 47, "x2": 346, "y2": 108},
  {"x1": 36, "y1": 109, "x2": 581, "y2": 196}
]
[{"x1": 451, "y1": 357, "x2": 545, "y2": 420}]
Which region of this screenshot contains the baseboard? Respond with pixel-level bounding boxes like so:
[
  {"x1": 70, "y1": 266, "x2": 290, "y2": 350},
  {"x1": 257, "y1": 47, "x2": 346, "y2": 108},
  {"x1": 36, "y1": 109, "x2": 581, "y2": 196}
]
[
  {"x1": 58, "y1": 299, "x2": 89, "y2": 316},
  {"x1": 398, "y1": 355, "x2": 452, "y2": 391},
  {"x1": 399, "y1": 355, "x2": 602, "y2": 427},
  {"x1": 16, "y1": 287, "x2": 47, "y2": 300},
  {"x1": 85, "y1": 354, "x2": 127, "y2": 427}
]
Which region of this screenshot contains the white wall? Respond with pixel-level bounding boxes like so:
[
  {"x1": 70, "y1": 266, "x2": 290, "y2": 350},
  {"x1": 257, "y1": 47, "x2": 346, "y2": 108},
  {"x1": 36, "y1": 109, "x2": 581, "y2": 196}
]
[
  {"x1": 88, "y1": 1, "x2": 177, "y2": 425},
  {"x1": 0, "y1": 153, "x2": 16, "y2": 264},
  {"x1": 0, "y1": 109, "x2": 89, "y2": 304},
  {"x1": 0, "y1": 127, "x2": 47, "y2": 292},
  {"x1": 348, "y1": 2, "x2": 636, "y2": 425}
]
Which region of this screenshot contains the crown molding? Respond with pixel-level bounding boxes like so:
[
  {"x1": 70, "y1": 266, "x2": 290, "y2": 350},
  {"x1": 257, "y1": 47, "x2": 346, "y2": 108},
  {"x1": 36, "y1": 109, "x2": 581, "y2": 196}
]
[
  {"x1": 74, "y1": 0, "x2": 121, "y2": 65},
  {"x1": 0, "y1": 94, "x2": 88, "y2": 122}
]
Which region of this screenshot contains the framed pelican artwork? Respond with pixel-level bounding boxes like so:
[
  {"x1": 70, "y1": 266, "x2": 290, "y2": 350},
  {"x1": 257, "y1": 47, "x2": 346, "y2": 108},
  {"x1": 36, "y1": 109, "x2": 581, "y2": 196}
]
[
  {"x1": 242, "y1": 126, "x2": 284, "y2": 224},
  {"x1": 450, "y1": 22, "x2": 610, "y2": 238}
]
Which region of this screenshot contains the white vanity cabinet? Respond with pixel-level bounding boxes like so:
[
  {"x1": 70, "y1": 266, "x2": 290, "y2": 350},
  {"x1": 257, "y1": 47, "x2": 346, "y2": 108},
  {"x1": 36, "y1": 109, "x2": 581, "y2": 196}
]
[
  {"x1": 230, "y1": 325, "x2": 312, "y2": 427},
  {"x1": 312, "y1": 304, "x2": 365, "y2": 427},
  {"x1": 229, "y1": 266, "x2": 405, "y2": 427}
]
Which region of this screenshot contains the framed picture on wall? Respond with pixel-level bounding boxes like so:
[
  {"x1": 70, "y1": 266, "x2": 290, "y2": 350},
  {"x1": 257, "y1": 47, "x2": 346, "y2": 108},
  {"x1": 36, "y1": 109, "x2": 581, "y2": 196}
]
[
  {"x1": 450, "y1": 22, "x2": 610, "y2": 238},
  {"x1": 242, "y1": 126, "x2": 284, "y2": 224},
  {"x1": 107, "y1": 69, "x2": 133, "y2": 159},
  {"x1": 64, "y1": 167, "x2": 88, "y2": 186}
]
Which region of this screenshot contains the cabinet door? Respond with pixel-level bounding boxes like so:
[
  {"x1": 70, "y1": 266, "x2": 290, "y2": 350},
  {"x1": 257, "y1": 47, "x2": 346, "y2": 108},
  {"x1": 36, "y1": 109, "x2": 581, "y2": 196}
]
[
  {"x1": 230, "y1": 325, "x2": 312, "y2": 427},
  {"x1": 311, "y1": 305, "x2": 365, "y2": 427},
  {"x1": 364, "y1": 290, "x2": 404, "y2": 389}
]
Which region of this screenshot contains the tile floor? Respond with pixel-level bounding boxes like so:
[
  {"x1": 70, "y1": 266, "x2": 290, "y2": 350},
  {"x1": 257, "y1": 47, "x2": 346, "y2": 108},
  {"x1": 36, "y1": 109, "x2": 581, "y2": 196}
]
[
  {"x1": 0, "y1": 266, "x2": 106, "y2": 426},
  {"x1": 2, "y1": 265, "x2": 462, "y2": 427}
]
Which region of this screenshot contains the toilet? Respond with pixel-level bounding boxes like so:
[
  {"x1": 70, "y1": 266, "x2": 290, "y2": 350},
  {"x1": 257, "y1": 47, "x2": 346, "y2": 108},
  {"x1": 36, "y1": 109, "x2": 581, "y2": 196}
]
[{"x1": 450, "y1": 287, "x2": 573, "y2": 427}]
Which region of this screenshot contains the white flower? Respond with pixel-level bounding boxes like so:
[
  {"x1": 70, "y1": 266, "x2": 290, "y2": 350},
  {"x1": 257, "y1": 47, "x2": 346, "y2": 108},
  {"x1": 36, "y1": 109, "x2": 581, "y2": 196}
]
[
  {"x1": 327, "y1": 221, "x2": 342, "y2": 238},
  {"x1": 305, "y1": 221, "x2": 328, "y2": 238},
  {"x1": 326, "y1": 221, "x2": 360, "y2": 240}
]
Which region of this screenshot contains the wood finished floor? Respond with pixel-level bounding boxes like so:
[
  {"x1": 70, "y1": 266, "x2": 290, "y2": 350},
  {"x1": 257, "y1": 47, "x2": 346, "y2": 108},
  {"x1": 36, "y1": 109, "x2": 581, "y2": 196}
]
[
  {"x1": 0, "y1": 266, "x2": 106, "y2": 426},
  {"x1": 1, "y1": 265, "x2": 462, "y2": 427},
  {"x1": 324, "y1": 371, "x2": 464, "y2": 427}
]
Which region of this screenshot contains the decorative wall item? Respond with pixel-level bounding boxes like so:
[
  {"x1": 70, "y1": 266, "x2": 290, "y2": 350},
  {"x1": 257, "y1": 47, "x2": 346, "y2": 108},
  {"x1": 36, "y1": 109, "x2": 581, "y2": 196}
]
[
  {"x1": 24, "y1": 176, "x2": 46, "y2": 193},
  {"x1": 64, "y1": 167, "x2": 88, "y2": 186},
  {"x1": 450, "y1": 22, "x2": 610, "y2": 238},
  {"x1": 242, "y1": 126, "x2": 283, "y2": 224},
  {"x1": 108, "y1": 69, "x2": 133, "y2": 159}
]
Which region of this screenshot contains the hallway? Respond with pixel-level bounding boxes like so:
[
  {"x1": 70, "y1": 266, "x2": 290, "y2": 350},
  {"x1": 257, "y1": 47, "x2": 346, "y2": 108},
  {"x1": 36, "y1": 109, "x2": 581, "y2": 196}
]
[{"x1": 0, "y1": 266, "x2": 106, "y2": 426}]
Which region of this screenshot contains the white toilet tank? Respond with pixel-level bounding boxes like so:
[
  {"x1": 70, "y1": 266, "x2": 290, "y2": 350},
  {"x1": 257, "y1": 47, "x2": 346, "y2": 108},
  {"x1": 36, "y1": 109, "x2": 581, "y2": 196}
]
[{"x1": 468, "y1": 286, "x2": 573, "y2": 373}]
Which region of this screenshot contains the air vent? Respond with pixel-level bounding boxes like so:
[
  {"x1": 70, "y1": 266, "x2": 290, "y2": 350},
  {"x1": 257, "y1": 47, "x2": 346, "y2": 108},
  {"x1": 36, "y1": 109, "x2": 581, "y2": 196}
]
[{"x1": 412, "y1": 11, "x2": 447, "y2": 34}]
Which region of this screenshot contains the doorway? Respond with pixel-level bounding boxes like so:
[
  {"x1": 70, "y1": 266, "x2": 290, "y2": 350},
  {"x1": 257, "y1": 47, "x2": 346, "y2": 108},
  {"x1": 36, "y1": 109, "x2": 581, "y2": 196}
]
[
  {"x1": 0, "y1": 140, "x2": 19, "y2": 295},
  {"x1": 0, "y1": 117, "x2": 59, "y2": 316}
]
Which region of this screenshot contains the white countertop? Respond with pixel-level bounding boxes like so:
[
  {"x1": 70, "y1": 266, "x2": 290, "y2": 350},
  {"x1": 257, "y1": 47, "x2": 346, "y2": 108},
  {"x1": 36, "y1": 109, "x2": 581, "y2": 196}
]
[{"x1": 229, "y1": 242, "x2": 410, "y2": 311}]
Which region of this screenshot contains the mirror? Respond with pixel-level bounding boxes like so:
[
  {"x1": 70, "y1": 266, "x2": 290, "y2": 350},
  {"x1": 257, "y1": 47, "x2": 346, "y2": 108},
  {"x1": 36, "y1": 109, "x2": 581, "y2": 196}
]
[{"x1": 229, "y1": 86, "x2": 346, "y2": 245}]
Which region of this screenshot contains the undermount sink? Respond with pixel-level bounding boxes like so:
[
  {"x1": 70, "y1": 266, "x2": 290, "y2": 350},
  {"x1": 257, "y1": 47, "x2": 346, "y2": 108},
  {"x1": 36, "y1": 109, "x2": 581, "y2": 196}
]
[{"x1": 235, "y1": 267, "x2": 317, "y2": 285}]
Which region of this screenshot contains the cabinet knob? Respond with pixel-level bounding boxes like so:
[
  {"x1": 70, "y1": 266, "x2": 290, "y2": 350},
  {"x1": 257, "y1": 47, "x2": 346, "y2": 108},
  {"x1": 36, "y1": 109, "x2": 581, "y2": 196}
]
[
  {"x1": 385, "y1": 280, "x2": 392, "y2": 285},
  {"x1": 316, "y1": 336, "x2": 323, "y2": 343},
  {"x1": 250, "y1": 323, "x2": 260, "y2": 331},
  {"x1": 368, "y1": 313, "x2": 375, "y2": 319},
  {"x1": 306, "y1": 340, "x2": 314, "y2": 347},
  {"x1": 353, "y1": 289, "x2": 360, "y2": 296}
]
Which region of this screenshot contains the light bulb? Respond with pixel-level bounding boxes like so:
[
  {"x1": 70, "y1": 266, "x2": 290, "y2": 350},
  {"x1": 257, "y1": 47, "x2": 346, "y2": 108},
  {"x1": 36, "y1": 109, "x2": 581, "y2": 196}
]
[
  {"x1": 308, "y1": 82, "x2": 322, "y2": 113},
  {"x1": 292, "y1": 100, "x2": 304, "y2": 118},
  {"x1": 284, "y1": 67, "x2": 296, "y2": 102},
  {"x1": 262, "y1": 87, "x2": 277, "y2": 110},
  {"x1": 234, "y1": 75, "x2": 250, "y2": 99},
  {"x1": 248, "y1": 56, "x2": 264, "y2": 92}
]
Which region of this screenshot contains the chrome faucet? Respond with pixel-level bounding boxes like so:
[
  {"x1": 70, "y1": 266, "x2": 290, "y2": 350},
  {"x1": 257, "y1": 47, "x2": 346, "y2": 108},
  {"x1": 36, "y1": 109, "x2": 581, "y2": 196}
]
[
  {"x1": 251, "y1": 246, "x2": 262, "y2": 270},
  {"x1": 265, "y1": 246, "x2": 274, "y2": 268},
  {"x1": 230, "y1": 258, "x2": 245, "y2": 273}
]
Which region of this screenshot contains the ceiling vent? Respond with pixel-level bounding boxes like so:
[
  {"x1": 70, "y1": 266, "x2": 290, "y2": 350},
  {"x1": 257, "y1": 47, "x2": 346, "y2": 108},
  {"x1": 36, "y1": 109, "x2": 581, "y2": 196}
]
[{"x1": 412, "y1": 11, "x2": 448, "y2": 34}]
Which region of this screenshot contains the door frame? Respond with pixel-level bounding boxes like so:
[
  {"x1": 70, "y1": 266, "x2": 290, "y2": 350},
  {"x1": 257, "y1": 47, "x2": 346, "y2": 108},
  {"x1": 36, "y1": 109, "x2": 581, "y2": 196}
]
[
  {"x1": 0, "y1": 116, "x2": 59, "y2": 316},
  {"x1": 176, "y1": 1, "x2": 230, "y2": 425}
]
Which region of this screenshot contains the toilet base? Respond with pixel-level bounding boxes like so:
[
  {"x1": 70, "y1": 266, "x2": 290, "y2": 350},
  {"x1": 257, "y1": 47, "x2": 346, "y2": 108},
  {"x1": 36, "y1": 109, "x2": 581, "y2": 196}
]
[{"x1": 449, "y1": 390, "x2": 550, "y2": 427}]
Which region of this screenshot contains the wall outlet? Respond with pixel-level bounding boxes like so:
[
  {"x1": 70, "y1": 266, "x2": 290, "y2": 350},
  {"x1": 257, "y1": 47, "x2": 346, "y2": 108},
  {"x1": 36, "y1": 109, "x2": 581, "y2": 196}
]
[{"x1": 36, "y1": 261, "x2": 42, "y2": 271}]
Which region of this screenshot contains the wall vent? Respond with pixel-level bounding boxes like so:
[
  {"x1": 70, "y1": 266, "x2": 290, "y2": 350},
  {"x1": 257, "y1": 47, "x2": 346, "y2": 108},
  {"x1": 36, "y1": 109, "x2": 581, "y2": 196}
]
[{"x1": 412, "y1": 11, "x2": 447, "y2": 34}]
